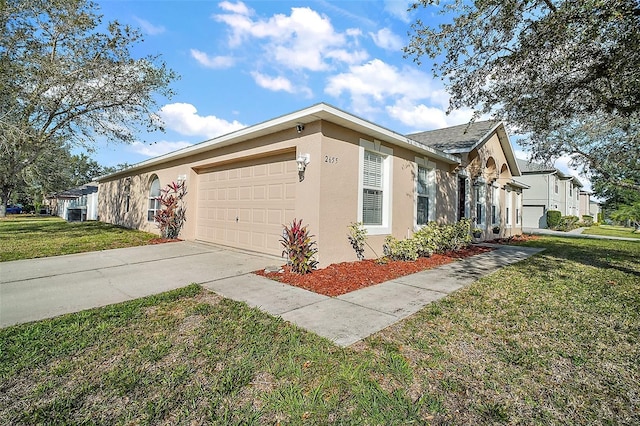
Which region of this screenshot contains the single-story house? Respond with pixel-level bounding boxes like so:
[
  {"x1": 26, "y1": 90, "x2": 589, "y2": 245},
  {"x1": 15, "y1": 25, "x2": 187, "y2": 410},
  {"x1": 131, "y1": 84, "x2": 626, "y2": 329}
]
[
  {"x1": 516, "y1": 159, "x2": 583, "y2": 228},
  {"x1": 97, "y1": 103, "x2": 525, "y2": 266},
  {"x1": 47, "y1": 184, "x2": 99, "y2": 222}
]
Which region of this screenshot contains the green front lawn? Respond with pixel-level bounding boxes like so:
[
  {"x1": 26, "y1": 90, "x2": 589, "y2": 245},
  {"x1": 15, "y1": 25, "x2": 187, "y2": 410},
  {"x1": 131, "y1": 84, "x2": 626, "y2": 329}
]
[
  {"x1": 582, "y1": 224, "x2": 640, "y2": 239},
  {"x1": 1, "y1": 236, "x2": 638, "y2": 424},
  {"x1": 0, "y1": 216, "x2": 158, "y2": 261}
]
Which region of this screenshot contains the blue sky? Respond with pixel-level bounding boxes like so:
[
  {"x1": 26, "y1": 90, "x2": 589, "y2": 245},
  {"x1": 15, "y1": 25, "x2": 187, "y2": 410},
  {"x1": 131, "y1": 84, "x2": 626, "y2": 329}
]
[{"x1": 88, "y1": 0, "x2": 590, "y2": 189}]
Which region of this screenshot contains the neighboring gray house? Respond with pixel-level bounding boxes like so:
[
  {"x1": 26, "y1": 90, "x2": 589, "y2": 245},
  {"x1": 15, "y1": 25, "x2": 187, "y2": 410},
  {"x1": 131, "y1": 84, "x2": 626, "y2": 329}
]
[
  {"x1": 516, "y1": 159, "x2": 583, "y2": 228},
  {"x1": 47, "y1": 184, "x2": 99, "y2": 222}
]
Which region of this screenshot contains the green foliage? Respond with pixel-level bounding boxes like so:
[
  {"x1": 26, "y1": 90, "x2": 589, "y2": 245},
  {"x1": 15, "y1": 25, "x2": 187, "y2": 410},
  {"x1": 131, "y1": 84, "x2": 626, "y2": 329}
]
[
  {"x1": 383, "y1": 220, "x2": 472, "y2": 261},
  {"x1": 405, "y1": 0, "x2": 640, "y2": 193},
  {"x1": 581, "y1": 215, "x2": 594, "y2": 227},
  {"x1": 153, "y1": 181, "x2": 187, "y2": 239},
  {"x1": 280, "y1": 219, "x2": 318, "y2": 274},
  {"x1": 610, "y1": 202, "x2": 640, "y2": 229},
  {"x1": 347, "y1": 222, "x2": 367, "y2": 261},
  {"x1": 597, "y1": 212, "x2": 604, "y2": 223},
  {"x1": 383, "y1": 236, "x2": 420, "y2": 261},
  {"x1": 546, "y1": 210, "x2": 562, "y2": 229},
  {"x1": 558, "y1": 215, "x2": 580, "y2": 231},
  {"x1": 0, "y1": 0, "x2": 177, "y2": 215}
]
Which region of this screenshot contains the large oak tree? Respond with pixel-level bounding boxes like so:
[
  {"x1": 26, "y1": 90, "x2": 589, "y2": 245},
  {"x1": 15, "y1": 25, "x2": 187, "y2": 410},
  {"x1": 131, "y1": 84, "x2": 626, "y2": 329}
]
[
  {"x1": 405, "y1": 0, "x2": 640, "y2": 194},
  {"x1": 0, "y1": 0, "x2": 177, "y2": 216}
]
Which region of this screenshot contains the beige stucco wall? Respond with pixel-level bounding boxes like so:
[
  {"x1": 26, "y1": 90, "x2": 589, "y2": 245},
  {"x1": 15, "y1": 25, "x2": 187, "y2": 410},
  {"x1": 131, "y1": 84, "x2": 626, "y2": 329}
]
[{"x1": 98, "y1": 119, "x2": 522, "y2": 266}]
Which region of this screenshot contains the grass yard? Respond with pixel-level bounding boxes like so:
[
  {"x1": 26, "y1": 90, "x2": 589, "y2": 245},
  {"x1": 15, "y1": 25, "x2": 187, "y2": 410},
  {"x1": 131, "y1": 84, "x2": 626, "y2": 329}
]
[
  {"x1": 1, "y1": 236, "x2": 639, "y2": 424},
  {"x1": 582, "y1": 224, "x2": 640, "y2": 239},
  {"x1": 0, "y1": 215, "x2": 158, "y2": 261}
]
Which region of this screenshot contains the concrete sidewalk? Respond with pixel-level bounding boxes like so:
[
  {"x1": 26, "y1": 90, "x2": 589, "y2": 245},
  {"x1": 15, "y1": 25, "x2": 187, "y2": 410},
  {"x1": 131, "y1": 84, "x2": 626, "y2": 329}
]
[
  {"x1": 524, "y1": 227, "x2": 639, "y2": 241},
  {"x1": 1, "y1": 241, "x2": 543, "y2": 347},
  {"x1": 203, "y1": 244, "x2": 544, "y2": 346}
]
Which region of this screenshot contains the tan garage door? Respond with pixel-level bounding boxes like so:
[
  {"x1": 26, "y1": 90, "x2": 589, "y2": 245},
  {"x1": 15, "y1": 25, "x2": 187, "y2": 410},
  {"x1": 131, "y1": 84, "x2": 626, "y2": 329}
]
[{"x1": 195, "y1": 152, "x2": 297, "y2": 256}]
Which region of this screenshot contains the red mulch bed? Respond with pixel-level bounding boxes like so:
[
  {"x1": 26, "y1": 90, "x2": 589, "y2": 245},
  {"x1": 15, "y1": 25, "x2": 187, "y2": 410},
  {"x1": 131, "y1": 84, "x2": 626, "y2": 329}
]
[{"x1": 254, "y1": 245, "x2": 494, "y2": 297}]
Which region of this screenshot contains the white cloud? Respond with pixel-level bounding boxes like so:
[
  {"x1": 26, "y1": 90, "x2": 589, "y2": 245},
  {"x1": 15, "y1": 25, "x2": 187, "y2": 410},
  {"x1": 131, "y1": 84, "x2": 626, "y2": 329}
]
[
  {"x1": 325, "y1": 59, "x2": 446, "y2": 110},
  {"x1": 218, "y1": 0, "x2": 252, "y2": 15},
  {"x1": 386, "y1": 100, "x2": 476, "y2": 130},
  {"x1": 129, "y1": 140, "x2": 192, "y2": 157},
  {"x1": 214, "y1": 5, "x2": 365, "y2": 71},
  {"x1": 190, "y1": 49, "x2": 235, "y2": 69},
  {"x1": 383, "y1": 0, "x2": 412, "y2": 23},
  {"x1": 251, "y1": 72, "x2": 293, "y2": 93},
  {"x1": 370, "y1": 28, "x2": 403, "y2": 51},
  {"x1": 133, "y1": 17, "x2": 166, "y2": 35},
  {"x1": 157, "y1": 103, "x2": 246, "y2": 138}
]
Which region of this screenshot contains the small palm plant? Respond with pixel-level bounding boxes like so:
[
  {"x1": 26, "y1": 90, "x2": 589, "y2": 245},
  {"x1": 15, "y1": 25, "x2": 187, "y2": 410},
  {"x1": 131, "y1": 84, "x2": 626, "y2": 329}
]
[{"x1": 280, "y1": 219, "x2": 318, "y2": 274}]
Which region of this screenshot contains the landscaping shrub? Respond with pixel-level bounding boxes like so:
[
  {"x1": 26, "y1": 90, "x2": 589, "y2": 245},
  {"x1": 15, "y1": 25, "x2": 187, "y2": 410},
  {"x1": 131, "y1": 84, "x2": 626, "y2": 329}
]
[
  {"x1": 559, "y1": 215, "x2": 580, "y2": 231},
  {"x1": 153, "y1": 181, "x2": 187, "y2": 239},
  {"x1": 582, "y1": 215, "x2": 594, "y2": 227},
  {"x1": 383, "y1": 219, "x2": 472, "y2": 261},
  {"x1": 281, "y1": 219, "x2": 318, "y2": 274},
  {"x1": 383, "y1": 236, "x2": 420, "y2": 261},
  {"x1": 546, "y1": 210, "x2": 562, "y2": 229},
  {"x1": 347, "y1": 222, "x2": 367, "y2": 261}
]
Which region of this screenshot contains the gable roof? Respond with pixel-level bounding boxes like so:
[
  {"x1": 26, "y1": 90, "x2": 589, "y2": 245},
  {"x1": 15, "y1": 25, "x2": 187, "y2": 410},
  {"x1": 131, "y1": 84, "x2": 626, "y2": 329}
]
[
  {"x1": 407, "y1": 120, "x2": 521, "y2": 177},
  {"x1": 516, "y1": 158, "x2": 556, "y2": 174},
  {"x1": 516, "y1": 159, "x2": 583, "y2": 187},
  {"x1": 97, "y1": 103, "x2": 460, "y2": 181},
  {"x1": 407, "y1": 120, "x2": 500, "y2": 152}
]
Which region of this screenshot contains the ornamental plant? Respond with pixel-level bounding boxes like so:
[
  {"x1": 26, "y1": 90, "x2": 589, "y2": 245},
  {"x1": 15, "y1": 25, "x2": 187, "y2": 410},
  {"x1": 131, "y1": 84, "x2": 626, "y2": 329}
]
[
  {"x1": 347, "y1": 222, "x2": 367, "y2": 261},
  {"x1": 154, "y1": 181, "x2": 187, "y2": 239},
  {"x1": 281, "y1": 219, "x2": 318, "y2": 274}
]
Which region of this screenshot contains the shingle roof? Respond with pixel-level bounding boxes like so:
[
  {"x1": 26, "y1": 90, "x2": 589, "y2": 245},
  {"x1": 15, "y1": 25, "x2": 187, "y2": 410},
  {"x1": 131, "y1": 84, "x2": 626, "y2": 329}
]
[
  {"x1": 406, "y1": 120, "x2": 500, "y2": 152},
  {"x1": 516, "y1": 158, "x2": 556, "y2": 173}
]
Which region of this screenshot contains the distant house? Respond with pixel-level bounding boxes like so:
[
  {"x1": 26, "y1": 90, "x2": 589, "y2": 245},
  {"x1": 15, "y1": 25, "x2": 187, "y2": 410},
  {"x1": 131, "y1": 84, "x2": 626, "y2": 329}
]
[
  {"x1": 48, "y1": 184, "x2": 98, "y2": 222},
  {"x1": 96, "y1": 103, "x2": 526, "y2": 266},
  {"x1": 516, "y1": 159, "x2": 583, "y2": 228}
]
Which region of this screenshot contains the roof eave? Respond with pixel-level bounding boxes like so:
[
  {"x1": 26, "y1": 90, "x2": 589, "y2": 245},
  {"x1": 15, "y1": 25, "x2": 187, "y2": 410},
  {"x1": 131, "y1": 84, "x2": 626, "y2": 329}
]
[{"x1": 97, "y1": 103, "x2": 459, "y2": 182}]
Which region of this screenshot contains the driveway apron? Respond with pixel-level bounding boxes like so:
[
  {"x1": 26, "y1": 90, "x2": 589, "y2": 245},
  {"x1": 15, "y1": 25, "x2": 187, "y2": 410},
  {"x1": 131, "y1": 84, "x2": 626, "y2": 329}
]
[{"x1": 0, "y1": 241, "x2": 277, "y2": 328}]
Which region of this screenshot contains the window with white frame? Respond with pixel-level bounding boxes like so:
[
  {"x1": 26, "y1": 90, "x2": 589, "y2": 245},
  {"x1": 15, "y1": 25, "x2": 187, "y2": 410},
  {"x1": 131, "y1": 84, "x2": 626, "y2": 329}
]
[
  {"x1": 491, "y1": 184, "x2": 500, "y2": 225},
  {"x1": 475, "y1": 181, "x2": 486, "y2": 226},
  {"x1": 506, "y1": 190, "x2": 512, "y2": 226},
  {"x1": 362, "y1": 150, "x2": 383, "y2": 225},
  {"x1": 358, "y1": 140, "x2": 392, "y2": 234},
  {"x1": 148, "y1": 176, "x2": 161, "y2": 221},
  {"x1": 516, "y1": 192, "x2": 522, "y2": 225},
  {"x1": 554, "y1": 176, "x2": 559, "y2": 193},
  {"x1": 415, "y1": 161, "x2": 436, "y2": 226}
]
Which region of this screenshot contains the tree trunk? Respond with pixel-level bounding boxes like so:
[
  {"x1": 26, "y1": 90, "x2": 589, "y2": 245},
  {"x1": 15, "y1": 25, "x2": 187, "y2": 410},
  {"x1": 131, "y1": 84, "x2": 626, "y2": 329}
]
[{"x1": 0, "y1": 190, "x2": 9, "y2": 218}]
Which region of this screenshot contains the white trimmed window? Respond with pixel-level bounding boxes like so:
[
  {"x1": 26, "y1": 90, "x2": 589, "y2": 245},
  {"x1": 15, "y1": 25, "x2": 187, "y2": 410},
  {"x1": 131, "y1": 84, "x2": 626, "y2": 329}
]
[
  {"x1": 358, "y1": 140, "x2": 392, "y2": 234},
  {"x1": 415, "y1": 158, "x2": 436, "y2": 227},
  {"x1": 148, "y1": 176, "x2": 161, "y2": 221},
  {"x1": 516, "y1": 192, "x2": 522, "y2": 225},
  {"x1": 363, "y1": 151, "x2": 384, "y2": 225},
  {"x1": 506, "y1": 189, "x2": 512, "y2": 227},
  {"x1": 474, "y1": 180, "x2": 486, "y2": 227},
  {"x1": 491, "y1": 183, "x2": 500, "y2": 225}
]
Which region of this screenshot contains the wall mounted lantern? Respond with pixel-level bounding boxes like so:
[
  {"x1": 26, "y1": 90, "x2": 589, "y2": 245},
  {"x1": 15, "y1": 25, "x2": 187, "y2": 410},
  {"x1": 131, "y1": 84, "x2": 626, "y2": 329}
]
[{"x1": 296, "y1": 154, "x2": 310, "y2": 181}]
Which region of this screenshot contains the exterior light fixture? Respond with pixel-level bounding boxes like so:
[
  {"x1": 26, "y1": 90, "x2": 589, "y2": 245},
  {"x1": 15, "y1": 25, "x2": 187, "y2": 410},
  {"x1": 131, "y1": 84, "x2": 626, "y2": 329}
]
[
  {"x1": 296, "y1": 154, "x2": 310, "y2": 181},
  {"x1": 296, "y1": 123, "x2": 305, "y2": 133}
]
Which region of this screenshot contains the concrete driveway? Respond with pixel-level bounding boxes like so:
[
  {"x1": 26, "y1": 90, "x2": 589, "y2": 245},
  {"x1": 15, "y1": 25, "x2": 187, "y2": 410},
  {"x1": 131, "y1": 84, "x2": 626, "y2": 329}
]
[
  {"x1": 0, "y1": 241, "x2": 279, "y2": 328},
  {"x1": 1, "y1": 241, "x2": 544, "y2": 347}
]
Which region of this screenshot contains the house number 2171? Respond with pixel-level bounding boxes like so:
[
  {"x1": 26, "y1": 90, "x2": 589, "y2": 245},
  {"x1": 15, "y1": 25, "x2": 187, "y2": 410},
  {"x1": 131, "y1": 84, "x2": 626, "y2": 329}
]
[{"x1": 324, "y1": 155, "x2": 338, "y2": 164}]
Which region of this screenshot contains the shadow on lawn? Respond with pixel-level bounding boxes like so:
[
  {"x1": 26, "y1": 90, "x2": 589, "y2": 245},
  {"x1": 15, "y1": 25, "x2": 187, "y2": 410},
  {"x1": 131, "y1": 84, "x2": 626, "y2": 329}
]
[{"x1": 520, "y1": 238, "x2": 640, "y2": 279}]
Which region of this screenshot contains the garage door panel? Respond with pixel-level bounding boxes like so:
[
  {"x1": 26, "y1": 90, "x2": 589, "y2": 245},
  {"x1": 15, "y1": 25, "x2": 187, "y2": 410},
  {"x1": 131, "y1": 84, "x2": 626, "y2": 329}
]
[{"x1": 196, "y1": 152, "x2": 296, "y2": 256}]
